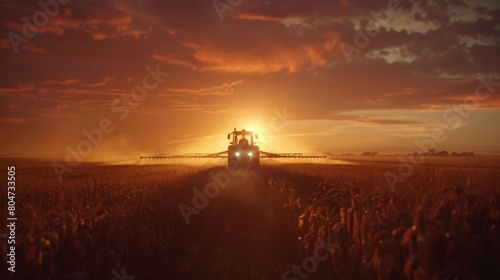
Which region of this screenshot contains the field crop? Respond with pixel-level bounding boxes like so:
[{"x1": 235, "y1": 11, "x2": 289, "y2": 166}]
[
  {"x1": 264, "y1": 163, "x2": 500, "y2": 279},
  {"x1": 0, "y1": 159, "x2": 499, "y2": 280},
  {"x1": 0, "y1": 163, "x2": 206, "y2": 279}
]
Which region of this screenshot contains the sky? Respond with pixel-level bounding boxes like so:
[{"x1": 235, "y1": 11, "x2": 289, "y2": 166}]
[{"x1": 0, "y1": 0, "x2": 499, "y2": 159}]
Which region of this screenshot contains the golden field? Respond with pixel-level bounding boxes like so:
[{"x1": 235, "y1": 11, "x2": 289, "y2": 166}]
[{"x1": 1, "y1": 157, "x2": 499, "y2": 280}]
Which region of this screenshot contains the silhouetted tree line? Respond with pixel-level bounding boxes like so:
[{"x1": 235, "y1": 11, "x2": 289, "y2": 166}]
[
  {"x1": 325, "y1": 150, "x2": 476, "y2": 157},
  {"x1": 409, "y1": 148, "x2": 475, "y2": 157},
  {"x1": 359, "y1": 151, "x2": 379, "y2": 156}
]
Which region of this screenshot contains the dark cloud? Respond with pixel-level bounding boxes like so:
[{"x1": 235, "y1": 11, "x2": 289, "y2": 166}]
[{"x1": 0, "y1": 0, "x2": 499, "y2": 155}]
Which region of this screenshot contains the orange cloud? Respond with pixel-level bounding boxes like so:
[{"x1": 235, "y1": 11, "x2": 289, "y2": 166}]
[
  {"x1": 44, "y1": 78, "x2": 79, "y2": 85},
  {"x1": 175, "y1": 41, "x2": 331, "y2": 73},
  {"x1": 79, "y1": 77, "x2": 114, "y2": 87},
  {"x1": 165, "y1": 79, "x2": 244, "y2": 96},
  {"x1": 153, "y1": 54, "x2": 198, "y2": 70}
]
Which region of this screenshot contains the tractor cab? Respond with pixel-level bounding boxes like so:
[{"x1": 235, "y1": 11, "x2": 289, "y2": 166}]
[
  {"x1": 227, "y1": 128, "x2": 260, "y2": 167},
  {"x1": 227, "y1": 129, "x2": 258, "y2": 146}
]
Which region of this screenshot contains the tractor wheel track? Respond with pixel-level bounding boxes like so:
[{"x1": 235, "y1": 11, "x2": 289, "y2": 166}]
[{"x1": 188, "y1": 170, "x2": 293, "y2": 280}]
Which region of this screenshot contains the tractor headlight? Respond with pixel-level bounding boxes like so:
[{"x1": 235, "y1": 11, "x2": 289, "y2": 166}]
[
  {"x1": 235, "y1": 152, "x2": 240, "y2": 157},
  {"x1": 247, "y1": 152, "x2": 253, "y2": 156}
]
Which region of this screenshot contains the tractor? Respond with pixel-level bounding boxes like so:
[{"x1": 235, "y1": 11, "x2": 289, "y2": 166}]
[
  {"x1": 140, "y1": 128, "x2": 326, "y2": 167},
  {"x1": 227, "y1": 128, "x2": 260, "y2": 168}
]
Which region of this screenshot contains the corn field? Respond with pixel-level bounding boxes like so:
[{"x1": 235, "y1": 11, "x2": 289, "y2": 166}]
[{"x1": 0, "y1": 161, "x2": 499, "y2": 279}]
